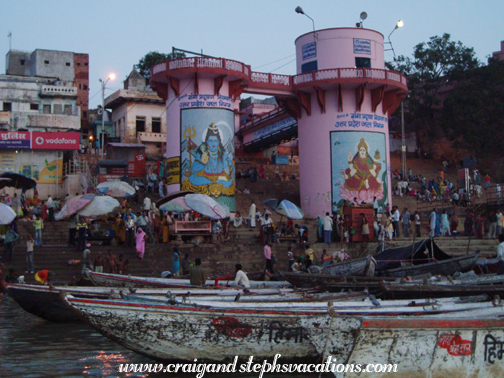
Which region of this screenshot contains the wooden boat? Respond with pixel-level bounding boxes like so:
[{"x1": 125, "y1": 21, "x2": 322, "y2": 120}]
[
  {"x1": 375, "y1": 238, "x2": 479, "y2": 278},
  {"x1": 380, "y1": 281, "x2": 504, "y2": 300},
  {"x1": 378, "y1": 253, "x2": 480, "y2": 278},
  {"x1": 88, "y1": 271, "x2": 291, "y2": 289},
  {"x1": 281, "y1": 272, "x2": 397, "y2": 291},
  {"x1": 340, "y1": 310, "x2": 504, "y2": 378},
  {"x1": 308, "y1": 255, "x2": 374, "y2": 276},
  {"x1": 62, "y1": 294, "x2": 504, "y2": 370},
  {"x1": 5, "y1": 283, "x2": 296, "y2": 322}
]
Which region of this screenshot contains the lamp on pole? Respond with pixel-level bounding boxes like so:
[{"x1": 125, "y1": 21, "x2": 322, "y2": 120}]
[
  {"x1": 99, "y1": 73, "x2": 115, "y2": 159},
  {"x1": 386, "y1": 20, "x2": 403, "y2": 57},
  {"x1": 385, "y1": 20, "x2": 406, "y2": 178},
  {"x1": 295, "y1": 6, "x2": 316, "y2": 35}
]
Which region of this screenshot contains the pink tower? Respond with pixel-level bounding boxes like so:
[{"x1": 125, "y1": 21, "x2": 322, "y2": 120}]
[
  {"x1": 293, "y1": 28, "x2": 407, "y2": 216},
  {"x1": 150, "y1": 27, "x2": 407, "y2": 217}
]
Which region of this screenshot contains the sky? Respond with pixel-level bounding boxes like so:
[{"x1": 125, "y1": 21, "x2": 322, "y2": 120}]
[{"x1": 2, "y1": 0, "x2": 504, "y2": 108}]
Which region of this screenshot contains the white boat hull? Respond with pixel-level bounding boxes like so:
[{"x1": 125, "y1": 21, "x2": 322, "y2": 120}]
[{"x1": 64, "y1": 295, "x2": 360, "y2": 362}]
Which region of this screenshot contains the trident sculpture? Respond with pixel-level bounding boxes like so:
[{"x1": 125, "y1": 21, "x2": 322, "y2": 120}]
[{"x1": 183, "y1": 126, "x2": 197, "y2": 176}]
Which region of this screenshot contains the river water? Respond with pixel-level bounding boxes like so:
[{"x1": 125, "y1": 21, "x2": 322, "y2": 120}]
[{"x1": 0, "y1": 296, "x2": 312, "y2": 378}]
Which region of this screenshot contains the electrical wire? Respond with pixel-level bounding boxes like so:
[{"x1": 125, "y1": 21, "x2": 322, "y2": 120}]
[
  {"x1": 253, "y1": 54, "x2": 296, "y2": 70},
  {"x1": 269, "y1": 58, "x2": 296, "y2": 73}
]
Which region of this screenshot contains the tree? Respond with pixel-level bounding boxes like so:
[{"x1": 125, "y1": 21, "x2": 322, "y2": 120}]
[
  {"x1": 439, "y1": 58, "x2": 504, "y2": 158},
  {"x1": 136, "y1": 51, "x2": 185, "y2": 82},
  {"x1": 387, "y1": 34, "x2": 480, "y2": 144}
]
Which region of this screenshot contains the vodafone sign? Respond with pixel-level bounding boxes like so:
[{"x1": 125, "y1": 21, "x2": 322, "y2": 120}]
[{"x1": 31, "y1": 132, "x2": 80, "y2": 150}]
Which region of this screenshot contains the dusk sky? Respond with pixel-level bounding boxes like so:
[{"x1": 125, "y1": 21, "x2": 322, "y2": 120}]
[{"x1": 2, "y1": 1, "x2": 503, "y2": 108}]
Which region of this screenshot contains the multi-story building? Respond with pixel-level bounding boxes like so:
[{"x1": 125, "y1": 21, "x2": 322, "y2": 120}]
[
  {"x1": 0, "y1": 48, "x2": 88, "y2": 199},
  {"x1": 4, "y1": 48, "x2": 89, "y2": 134},
  {"x1": 105, "y1": 68, "x2": 166, "y2": 157}
]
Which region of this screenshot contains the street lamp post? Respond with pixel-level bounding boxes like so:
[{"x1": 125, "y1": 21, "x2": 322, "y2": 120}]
[
  {"x1": 295, "y1": 6, "x2": 316, "y2": 34},
  {"x1": 99, "y1": 73, "x2": 115, "y2": 159}
]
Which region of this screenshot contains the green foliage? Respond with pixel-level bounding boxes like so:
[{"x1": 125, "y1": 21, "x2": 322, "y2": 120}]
[
  {"x1": 388, "y1": 34, "x2": 480, "y2": 140},
  {"x1": 439, "y1": 58, "x2": 504, "y2": 157},
  {"x1": 136, "y1": 51, "x2": 185, "y2": 82}
]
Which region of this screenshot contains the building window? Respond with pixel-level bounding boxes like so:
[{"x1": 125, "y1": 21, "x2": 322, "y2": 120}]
[
  {"x1": 84, "y1": 62, "x2": 88, "y2": 66},
  {"x1": 136, "y1": 116, "x2": 146, "y2": 134},
  {"x1": 2, "y1": 102, "x2": 12, "y2": 111},
  {"x1": 30, "y1": 103, "x2": 39, "y2": 111},
  {"x1": 83, "y1": 111, "x2": 87, "y2": 118},
  {"x1": 355, "y1": 57, "x2": 371, "y2": 68},
  {"x1": 53, "y1": 104, "x2": 63, "y2": 114},
  {"x1": 83, "y1": 84, "x2": 88, "y2": 90},
  {"x1": 301, "y1": 60, "x2": 318, "y2": 73},
  {"x1": 20, "y1": 60, "x2": 25, "y2": 65},
  {"x1": 152, "y1": 117, "x2": 161, "y2": 133},
  {"x1": 64, "y1": 104, "x2": 72, "y2": 115},
  {"x1": 43, "y1": 104, "x2": 51, "y2": 114},
  {"x1": 44, "y1": 60, "x2": 49, "y2": 64},
  {"x1": 77, "y1": 62, "x2": 81, "y2": 66},
  {"x1": 66, "y1": 62, "x2": 71, "y2": 66}
]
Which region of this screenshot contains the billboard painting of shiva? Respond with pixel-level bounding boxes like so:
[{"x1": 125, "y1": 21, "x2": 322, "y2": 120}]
[
  {"x1": 331, "y1": 131, "x2": 388, "y2": 208},
  {"x1": 180, "y1": 108, "x2": 235, "y2": 212}
]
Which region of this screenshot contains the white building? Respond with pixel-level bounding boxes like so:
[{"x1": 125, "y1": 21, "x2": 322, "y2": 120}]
[
  {"x1": 105, "y1": 68, "x2": 166, "y2": 157},
  {"x1": 0, "y1": 49, "x2": 89, "y2": 199}
]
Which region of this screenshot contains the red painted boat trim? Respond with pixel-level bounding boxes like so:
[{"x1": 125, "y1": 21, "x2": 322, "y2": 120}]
[
  {"x1": 67, "y1": 297, "x2": 326, "y2": 316},
  {"x1": 67, "y1": 297, "x2": 477, "y2": 318}
]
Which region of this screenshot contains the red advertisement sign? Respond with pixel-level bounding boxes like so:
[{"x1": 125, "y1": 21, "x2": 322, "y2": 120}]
[
  {"x1": 128, "y1": 153, "x2": 146, "y2": 177},
  {"x1": 31, "y1": 132, "x2": 80, "y2": 150}
]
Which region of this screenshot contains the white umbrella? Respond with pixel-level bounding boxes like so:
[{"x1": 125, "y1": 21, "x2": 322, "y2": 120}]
[
  {"x1": 77, "y1": 196, "x2": 120, "y2": 217},
  {"x1": 184, "y1": 194, "x2": 229, "y2": 220},
  {"x1": 97, "y1": 181, "x2": 136, "y2": 197},
  {"x1": 0, "y1": 203, "x2": 16, "y2": 225}
]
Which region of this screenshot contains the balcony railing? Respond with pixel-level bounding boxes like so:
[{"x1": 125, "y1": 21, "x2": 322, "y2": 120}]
[
  {"x1": 40, "y1": 85, "x2": 78, "y2": 97},
  {"x1": 293, "y1": 68, "x2": 407, "y2": 86},
  {"x1": 137, "y1": 132, "x2": 166, "y2": 142}
]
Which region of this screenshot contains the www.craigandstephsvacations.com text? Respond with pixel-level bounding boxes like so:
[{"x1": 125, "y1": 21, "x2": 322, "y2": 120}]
[{"x1": 117, "y1": 354, "x2": 398, "y2": 377}]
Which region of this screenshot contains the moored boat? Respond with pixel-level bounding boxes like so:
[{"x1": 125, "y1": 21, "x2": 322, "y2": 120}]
[
  {"x1": 375, "y1": 238, "x2": 479, "y2": 278},
  {"x1": 340, "y1": 310, "x2": 504, "y2": 377},
  {"x1": 6, "y1": 283, "x2": 295, "y2": 322},
  {"x1": 87, "y1": 271, "x2": 291, "y2": 289},
  {"x1": 308, "y1": 255, "x2": 375, "y2": 276},
  {"x1": 62, "y1": 293, "x2": 504, "y2": 374},
  {"x1": 380, "y1": 281, "x2": 504, "y2": 300}
]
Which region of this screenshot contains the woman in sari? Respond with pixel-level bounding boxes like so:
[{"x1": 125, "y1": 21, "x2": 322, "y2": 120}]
[
  {"x1": 135, "y1": 227, "x2": 147, "y2": 259},
  {"x1": 316, "y1": 216, "x2": 324, "y2": 242},
  {"x1": 450, "y1": 214, "x2": 459, "y2": 234},
  {"x1": 343, "y1": 138, "x2": 382, "y2": 192},
  {"x1": 162, "y1": 215, "x2": 170, "y2": 243},
  {"x1": 40, "y1": 202, "x2": 48, "y2": 221},
  {"x1": 113, "y1": 214, "x2": 125, "y2": 245},
  {"x1": 440, "y1": 209, "x2": 451, "y2": 236},
  {"x1": 464, "y1": 212, "x2": 474, "y2": 236},
  {"x1": 474, "y1": 214, "x2": 483, "y2": 239}
]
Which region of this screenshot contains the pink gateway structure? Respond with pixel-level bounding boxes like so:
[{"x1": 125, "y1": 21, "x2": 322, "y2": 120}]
[{"x1": 150, "y1": 27, "x2": 407, "y2": 217}]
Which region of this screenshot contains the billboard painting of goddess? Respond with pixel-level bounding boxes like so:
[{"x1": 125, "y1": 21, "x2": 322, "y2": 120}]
[
  {"x1": 180, "y1": 108, "x2": 235, "y2": 212},
  {"x1": 331, "y1": 131, "x2": 388, "y2": 208}
]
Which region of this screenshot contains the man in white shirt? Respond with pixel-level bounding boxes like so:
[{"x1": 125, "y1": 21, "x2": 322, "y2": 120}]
[
  {"x1": 322, "y1": 212, "x2": 333, "y2": 244},
  {"x1": 391, "y1": 206, "x2": 400, "y2": 237},
  {"x1": 249, "y1": 201, "x2": 256, "y2": 228},
  {"x1": 498, "y1": 210, "x2": 504, "y2": 237},
  {"x1": 234, "y1": 263, "x2": 250, "y2": 290},
  {"x1": 143, "y1": 196, "x2": 151, "y2": 212},
  {"x1": 496, "y1": 234, "x2": 504, "y2": 275}
]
